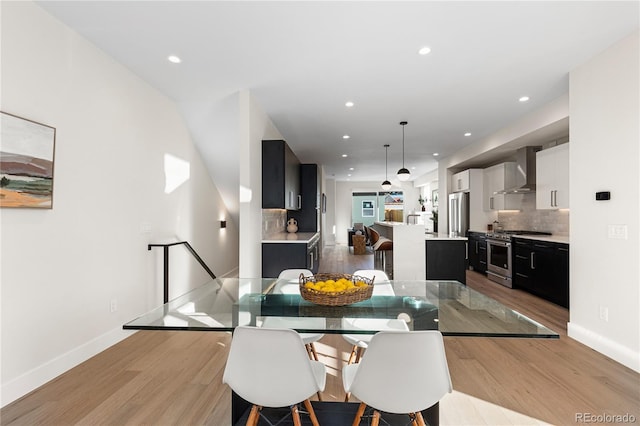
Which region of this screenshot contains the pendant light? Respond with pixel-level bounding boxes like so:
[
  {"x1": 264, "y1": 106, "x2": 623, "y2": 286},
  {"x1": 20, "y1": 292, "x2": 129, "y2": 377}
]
[
  {"x1": 381, "y1": 144, "x2": 392, "y2": 190},
  {"x1": 396, "y1": 121, "x2": 410, "y2": 181}
]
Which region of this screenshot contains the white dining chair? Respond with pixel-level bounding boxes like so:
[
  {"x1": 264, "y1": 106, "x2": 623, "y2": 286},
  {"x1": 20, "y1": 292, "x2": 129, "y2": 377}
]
[
  {"x1": 342, "y1": 330, "x2": 452, "y2": 426},
  {"x1": 272, "y1": 268, "x2": 314, "y2": 295},
  {"x1": 341, "y1": 317, "x2": 410, "y2": 401},
  {"x1": 270, "y1": 269, "x2": 325, "y2": 362},
  {"x1": 353, "y1": 269, "x2": 390, "y2": 281},
  {"x1": 353, "y1": 269, "x2": 395, "y2": 296},
  {"x1": 223, "y1": 326, "x2": 326, "y2": 426},
  {"x1": 341, "y1": 271, "x2": 400, "y2": 366}
]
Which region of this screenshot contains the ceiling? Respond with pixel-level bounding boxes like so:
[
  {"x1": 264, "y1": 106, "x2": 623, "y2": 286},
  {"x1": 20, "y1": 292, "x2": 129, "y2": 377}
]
[{"x1": 36, "y1": 1, "x2": 638, "y2": 184}]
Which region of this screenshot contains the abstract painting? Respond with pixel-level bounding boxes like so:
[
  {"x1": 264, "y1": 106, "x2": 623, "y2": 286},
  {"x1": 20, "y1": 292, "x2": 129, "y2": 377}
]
[{"x1": 0, "y1": 112, "x2": 56, "y2": 208}]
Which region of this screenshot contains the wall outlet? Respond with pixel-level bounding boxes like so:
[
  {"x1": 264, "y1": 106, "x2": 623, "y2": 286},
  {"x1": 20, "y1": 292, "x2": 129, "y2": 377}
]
[
  {"x1": 599, "y1": 305, "x2": 609, "y2": 322},
  {"x1": 110, "y1": 299, "x2": 118, "y2": 313}
]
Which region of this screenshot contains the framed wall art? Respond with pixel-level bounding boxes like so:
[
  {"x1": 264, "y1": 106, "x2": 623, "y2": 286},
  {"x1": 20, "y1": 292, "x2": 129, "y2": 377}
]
[{"x1": 0, "y1": 112, "x2": 56, "y2": 209}]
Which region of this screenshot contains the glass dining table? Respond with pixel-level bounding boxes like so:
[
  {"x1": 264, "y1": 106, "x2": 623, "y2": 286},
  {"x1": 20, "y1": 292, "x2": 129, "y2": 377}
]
[{"x1": 123, "y1": 277, "x2": 558, "y2": 425}]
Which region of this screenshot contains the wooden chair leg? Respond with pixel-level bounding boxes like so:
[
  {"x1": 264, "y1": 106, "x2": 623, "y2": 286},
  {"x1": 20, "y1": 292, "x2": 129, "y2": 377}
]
[
  {"x1": 415, "y1": 411, "x2": 427, "y2": 426},
  {"x1": 291, "y1": 404, "x2": 302, "y2": 426},
  {"x1": 347, "y1": 345, "x2": 357, "y2": 365},
  {"x1": 303, "y1": 399, "x2": 320, "y2": 426},
  {"x1": 307, "y1": 342, "x2": 319, "y2": 361},
  {"x1": 345, "y1": 347, "x2": 365, "y2": 401},
  {"x1": 246, "y1": 405, "x2": 260, "y2": 426},
  {"x1": 306, "y1": 343, "x2": 322, "y2": 402},
  {"x1": 351, "y1": 402, "x2": 367, "y2": 426},
  {"x1": 371, "y1": 410, "x2": 381, "y2": 426},
  {"x1": 409, "y1": 412, "x2": 418, "y2": 426}
]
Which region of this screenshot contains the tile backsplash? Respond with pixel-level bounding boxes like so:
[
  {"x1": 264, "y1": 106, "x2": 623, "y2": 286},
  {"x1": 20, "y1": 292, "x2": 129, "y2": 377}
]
[
  {"x1": 262, "y1": 209, "x2": 287, "y2": 238},
  {"x1": 497, "y1": 194, "x2": 569, "y2": 236}
]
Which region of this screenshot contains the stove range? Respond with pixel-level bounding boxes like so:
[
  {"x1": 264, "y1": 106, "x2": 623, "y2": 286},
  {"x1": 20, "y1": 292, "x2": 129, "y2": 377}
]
[{"x1": 486, "y1": 230, "x2": 552, "y2": 241}]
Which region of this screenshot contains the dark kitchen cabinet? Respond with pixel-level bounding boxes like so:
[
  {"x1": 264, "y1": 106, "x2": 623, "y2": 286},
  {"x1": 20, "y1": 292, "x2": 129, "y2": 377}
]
[
  {"x1": 467, "y1": 231, "x2": 487, "y2": 274},
  {"x1": 262, "y1": 239, "x2": 319, "y2": 278},
  {"x1": 425, "y1": 240, "x2": 468, "y2": 284},
  {"x1": 287, "y1": 164, "x2": 319, "y2": 232},
  {"x1": 513, "y1": 238, "x2": 569, "y2": 308},
  {"x1": 262, "y1": 140, "x2": 300, "y2": 210}
]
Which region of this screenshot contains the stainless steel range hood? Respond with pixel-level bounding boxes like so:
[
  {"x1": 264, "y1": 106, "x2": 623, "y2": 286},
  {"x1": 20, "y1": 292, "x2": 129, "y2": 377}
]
[{"x1": 496, "y1": 146, "x2": 542, "y2": 194}]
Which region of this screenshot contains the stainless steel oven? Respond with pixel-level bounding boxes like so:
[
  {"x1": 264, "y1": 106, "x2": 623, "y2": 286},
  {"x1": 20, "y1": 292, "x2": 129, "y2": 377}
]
[{"x1": 486, "y1": 237, "x2": 513, "y2": 287}]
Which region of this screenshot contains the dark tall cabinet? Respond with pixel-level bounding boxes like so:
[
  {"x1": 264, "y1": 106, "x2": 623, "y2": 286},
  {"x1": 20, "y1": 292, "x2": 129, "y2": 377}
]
[
  {"x1": 262, "y1": 140, "x2": 300, "y2": 210},
  {"x1": 288, "y1": 164, "x2": 319, "y2": 232}
]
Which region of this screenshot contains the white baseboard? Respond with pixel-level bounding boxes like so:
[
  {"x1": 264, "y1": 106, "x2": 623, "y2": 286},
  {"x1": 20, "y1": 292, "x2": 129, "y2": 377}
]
[
  {"x1": 1, "y1": 326, "x2": 134, "y2": 407},
  {"x1": 567, "y1": 322, "x2": 640, "y2": 373}
]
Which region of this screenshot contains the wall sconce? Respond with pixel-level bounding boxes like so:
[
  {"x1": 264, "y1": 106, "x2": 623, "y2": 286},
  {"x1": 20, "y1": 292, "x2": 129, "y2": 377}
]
[{"x1": 220, "y1": 220, "x2": 227, "y2": 229}]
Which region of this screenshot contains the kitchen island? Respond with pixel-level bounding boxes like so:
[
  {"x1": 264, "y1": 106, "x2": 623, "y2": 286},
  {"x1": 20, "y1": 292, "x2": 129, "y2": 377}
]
[
  {"x1": 425, "y1": 236, "x2": 468, "y2": 284},
  {"x1": 372, "y1": 221, "x2": 468, "y2": 282}
]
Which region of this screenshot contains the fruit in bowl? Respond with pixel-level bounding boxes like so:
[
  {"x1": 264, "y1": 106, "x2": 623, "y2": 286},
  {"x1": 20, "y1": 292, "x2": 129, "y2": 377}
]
[
  {"x1": 304, "y1": 277, "x2": 368, "y2": 293},
  {"x1": 299, "y1": 273, "x2": 374, "y2": 305}
]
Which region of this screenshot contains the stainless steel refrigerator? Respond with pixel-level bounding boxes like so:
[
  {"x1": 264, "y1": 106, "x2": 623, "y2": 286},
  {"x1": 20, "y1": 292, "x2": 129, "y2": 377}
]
[{"x1": 448, "y1": 192, "x2": 470, "y2": 237}]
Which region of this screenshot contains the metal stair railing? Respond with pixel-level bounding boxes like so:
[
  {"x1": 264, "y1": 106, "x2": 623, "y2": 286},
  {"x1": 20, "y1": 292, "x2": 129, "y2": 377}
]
[{"x1": 148, "y1": 241, "x2": 217, "y2": 303}]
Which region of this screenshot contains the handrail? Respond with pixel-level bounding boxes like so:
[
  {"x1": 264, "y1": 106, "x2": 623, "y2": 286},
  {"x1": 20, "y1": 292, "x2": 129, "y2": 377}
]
[{"x1": 148, "y1": 241, "x2": 217, "y2": 303}]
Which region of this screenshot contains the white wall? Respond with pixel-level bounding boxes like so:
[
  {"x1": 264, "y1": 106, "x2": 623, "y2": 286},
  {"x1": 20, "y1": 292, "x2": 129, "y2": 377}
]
[
  {"x1": 1, "y1": 2, "x2": 237, "y2": 405},
  {"x1": 323, "y1": 178, "x2": 337, "y2": 245},
  {"x1": 239, "y1": 90, "x2": 283, "y2": 278},
  {"x1": 568, "y1": 31, "x2": 639, "y2": 372}
]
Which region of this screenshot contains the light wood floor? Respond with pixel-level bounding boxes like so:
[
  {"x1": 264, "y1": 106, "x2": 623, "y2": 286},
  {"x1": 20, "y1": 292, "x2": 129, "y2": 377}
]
[{"x1": 2, "y1": 245, "x2": 638, "y2": 425}]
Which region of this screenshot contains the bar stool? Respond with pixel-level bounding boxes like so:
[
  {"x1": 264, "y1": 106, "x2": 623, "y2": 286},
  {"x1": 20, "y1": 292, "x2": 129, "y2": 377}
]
[{"x1": 368, "y1": 227, "x2": 393, "y2": 277}]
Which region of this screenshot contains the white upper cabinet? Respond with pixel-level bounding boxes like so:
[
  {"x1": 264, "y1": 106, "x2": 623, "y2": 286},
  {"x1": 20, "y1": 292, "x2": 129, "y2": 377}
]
[
  {"x1": 536, "y1": 143, "x2": 569, "y2": 209},
  {"x1": 451, "y1": 169, "x2": 470, "y2": 192},
  {"x1": 483, "y1": 162, "x2": 522, "y2": 211}
]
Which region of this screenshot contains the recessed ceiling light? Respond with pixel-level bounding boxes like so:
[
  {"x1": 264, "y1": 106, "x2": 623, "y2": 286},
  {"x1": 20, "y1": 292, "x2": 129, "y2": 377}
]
[
  {"x1": 167, "y1": 55, "x2": 182, "y2": 64},
  {"x1": 342, "y1": 154, "x2": 348, "y2": 158},
  {"x1": 418, "y1": 46, "x2": 432, "y2": 55},
  {"x1": 347, "y1": 174, "x2": 352, "y2": 177},
  {"x1": 519, "y1": 96, "x2": 530, "y2": 102},
  {"x1": 349, "y1": 167, "x2": 354, "y2": 171},
  {"x1": 433, "y1": 153, "x2": 439, "y2": 157},
  {"x1": 343, "y1": 135, "x2": 350, "y2": 140},
  {"x1": 345, "y1": 101, "x2": 354, "y2": 107},
  {"x1": 464, "y1": 132, "x2": 472, "y2": 137}
]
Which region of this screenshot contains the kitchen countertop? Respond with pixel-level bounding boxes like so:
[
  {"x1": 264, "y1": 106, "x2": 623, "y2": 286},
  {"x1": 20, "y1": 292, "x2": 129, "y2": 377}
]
[
  {"x1": 425, "y1": 232, "x2": 468, "y2": 241},
  {"x1": 512, "y1": 234, "x2": 570, "y2": 244},
  {"x1": 262, "y1": 232, "x2": 319, "y2": 244},
  {"x1": 467, "y1": 230, "x2": 569, "y2": 244},
  {"x1": 468, "y1": 229, "x2": 490, "y2": 235},
  {"x1": 373, "y1": 221, "x2": 405, "y2": 227}
]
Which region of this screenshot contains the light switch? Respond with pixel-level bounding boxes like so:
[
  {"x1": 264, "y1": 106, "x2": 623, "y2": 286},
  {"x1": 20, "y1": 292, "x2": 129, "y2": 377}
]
[{"x1": 607, "y1": 224, "x2": 628, "y2": 240}]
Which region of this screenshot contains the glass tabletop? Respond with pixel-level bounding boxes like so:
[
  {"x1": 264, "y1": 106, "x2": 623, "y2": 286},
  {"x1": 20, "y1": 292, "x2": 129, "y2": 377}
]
[{"x1": 123, "y1": 278, "x2": 558, "y2": 338}]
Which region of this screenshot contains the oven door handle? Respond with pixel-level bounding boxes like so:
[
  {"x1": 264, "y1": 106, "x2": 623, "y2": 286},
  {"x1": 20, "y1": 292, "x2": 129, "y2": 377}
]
[{"x1": 488, "y1": 239, "x2": 511, "y2": 247}]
